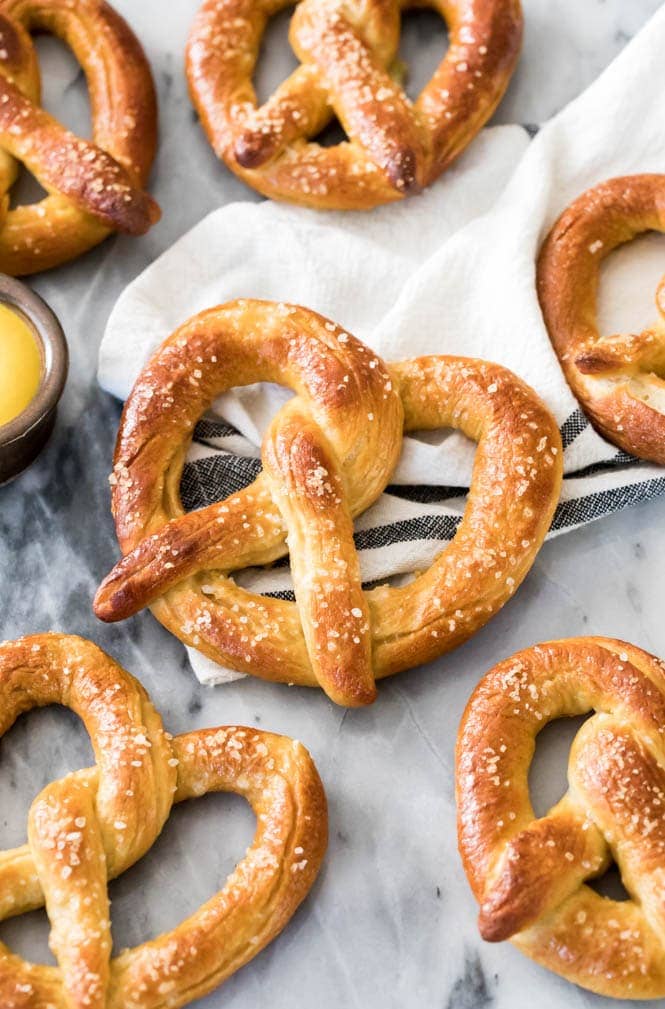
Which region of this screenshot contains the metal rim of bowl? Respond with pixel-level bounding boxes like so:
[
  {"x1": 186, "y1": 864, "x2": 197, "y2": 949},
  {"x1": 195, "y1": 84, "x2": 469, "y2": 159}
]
[{"x1": 0, "y1": 274, "x2": 68, "y2": 447}]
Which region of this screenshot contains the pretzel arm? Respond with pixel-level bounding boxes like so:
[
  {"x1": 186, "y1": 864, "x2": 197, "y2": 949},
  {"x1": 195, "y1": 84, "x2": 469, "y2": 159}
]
[
  {"x1": 291, "y1": 6, "x2": 427, "y2": 192},
  {"x1": 570, "y1": 715, "x2": 665, "y2": 942},
  {"x1": 478, "y1": 799, "x2": 608, "y2": 941},
  {"x1": 0, "y1": 74, "x2": 159, "y2": 234},
  {"x1": 233, "y1": 65, "x2": 331, "y2": 168},
  {"x1": 575, "y1": 328, "x2": 665, "y2": 376},
  {"x1": 29, "y1": 776, "x2": 111, "y2": 1009},
  {"x1": 94, "y1": 477, "x2": 286, "y2": 622},
  {"x1": 263, "y1": 405, "x2": 375, "y2": 707}
]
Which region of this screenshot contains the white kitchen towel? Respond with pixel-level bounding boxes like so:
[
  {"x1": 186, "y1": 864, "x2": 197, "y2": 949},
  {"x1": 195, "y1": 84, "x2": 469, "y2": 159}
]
[{"x1": 99, "y1": 6, "x2": 665, "y2": 685}]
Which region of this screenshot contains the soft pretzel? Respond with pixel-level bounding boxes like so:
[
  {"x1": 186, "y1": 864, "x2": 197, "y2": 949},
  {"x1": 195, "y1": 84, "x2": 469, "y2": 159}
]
[
  {"x1": 94, "y1": 300, "x2": 562, "y2": 707},
  {"x1": 0, "y1": 633, "x2": 327, "y2": 1008},
  {"x1": 457, "y1": 636, "x2": 665, "y2": 999},
  {"x1": 186, "y1": 0, "x2": 523, "y2": 210},
  {"x1": 0, "y1": 0, "x2": 160, "y2": 275},
  {"x1": 538, "y1": 174, "x2": 665, "y2": 464}
]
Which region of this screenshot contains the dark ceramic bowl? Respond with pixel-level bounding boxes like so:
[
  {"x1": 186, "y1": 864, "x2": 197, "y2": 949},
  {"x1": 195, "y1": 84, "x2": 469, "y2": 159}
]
[{"x1": 0, "y1": 276, "x2": 68, "y2": 484}]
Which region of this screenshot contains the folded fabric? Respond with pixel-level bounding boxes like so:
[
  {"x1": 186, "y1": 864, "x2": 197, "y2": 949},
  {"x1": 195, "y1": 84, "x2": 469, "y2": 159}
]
[{"x1": 99, "y1": 7, "x2": 665, "y2": 685}]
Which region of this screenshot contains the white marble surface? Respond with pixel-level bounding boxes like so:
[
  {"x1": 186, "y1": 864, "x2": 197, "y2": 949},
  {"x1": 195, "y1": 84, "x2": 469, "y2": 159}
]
[{"x1": 0, "y1": 2, "x2": 664, "y2": 1007}]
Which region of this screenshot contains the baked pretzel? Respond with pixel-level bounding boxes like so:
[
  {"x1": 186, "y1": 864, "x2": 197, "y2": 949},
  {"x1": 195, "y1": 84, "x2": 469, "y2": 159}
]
[
  {"x1": 457, "y1": 637, "x2": 665, "y2": 999},
  {"x1": 0, "y1": 0, "x2": 160, "y2": 275},
  {"x1": 0, "y1": 633, "x2": 326, "y2": 1008},
  {"x1": 186, "y1": 0, "x2": 523, "y2": 209},
  {"x1": 538, "y1": 174, "x2": 665, "y2": 464},
  {"x1": 94, "y1": 300, "x2": 562, "y2": 707}
]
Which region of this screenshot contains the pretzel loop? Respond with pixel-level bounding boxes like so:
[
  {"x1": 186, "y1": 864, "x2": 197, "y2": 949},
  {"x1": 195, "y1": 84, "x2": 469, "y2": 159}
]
[
  {"x1": 186, "y1": 0, "x2": 523, "y2": 209},
  {"x1": 0, "y1": 0, "x2": 160, "y2": 275},
  {"x1": 94, "y1": 300, "x2": 562, "y2": 708},
  {"x1": 457, "y1": 637, "x2": 665, "y2": 999},
  {"x1": 0, "y1": 634, "x2": 326, "y2": 1008}
]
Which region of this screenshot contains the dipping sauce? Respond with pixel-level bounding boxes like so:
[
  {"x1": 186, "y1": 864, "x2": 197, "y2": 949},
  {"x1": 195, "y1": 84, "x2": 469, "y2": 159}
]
[{"x1": 0, "y1": 303, "x2": 42, "y2": 427}]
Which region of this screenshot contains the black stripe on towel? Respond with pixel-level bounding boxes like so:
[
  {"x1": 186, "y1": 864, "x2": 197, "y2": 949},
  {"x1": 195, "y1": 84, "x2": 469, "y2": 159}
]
[
  {"x1": 552, "y1": 478, "x2": 665, "y2": 532},
  {"x1": 560, "y1": 408, "x2": 589, "y2": 449}
]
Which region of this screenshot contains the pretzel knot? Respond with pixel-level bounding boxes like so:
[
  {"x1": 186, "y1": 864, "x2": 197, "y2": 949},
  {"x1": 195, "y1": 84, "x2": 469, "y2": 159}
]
[
  {"x1": 538, "y1": 174, "x2": 665, "y2": 464},
  {"x1": 186, "y1": 0, "x2": 523, "y2": 209},
  {"x1": 94, "y1": 300, "x2": 562, "y2": 707},
  {"x1": 0, "y1": 634, "x2": 326, "y2": 1009},
  {"x1": 457, "y1": 637, "x2": 665, "y2": 999},
  {"x1": 0, "y1": 0, "x2": 160, "y2": 275}
]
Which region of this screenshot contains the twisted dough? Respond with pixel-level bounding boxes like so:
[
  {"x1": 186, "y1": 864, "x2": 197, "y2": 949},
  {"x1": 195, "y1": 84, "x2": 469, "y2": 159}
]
[
  {"x1": 0, "y1": 0, "x2": 160, "y2": 275},
  {"x1": 457, "y1": 637, "x2": 665, "y2": 999},
  {"x1": 538, "y1": 174, "x2": 665, "y2": 464},
  {"x1": 186, "y1": 0, "x2": 522, "y2": 209},
  {"x1": 94, "y1": 300, "x2": 562, "y2": 707},
  {"x1": 0, "y1": 633, "x2": 327, "y2": 1009}
]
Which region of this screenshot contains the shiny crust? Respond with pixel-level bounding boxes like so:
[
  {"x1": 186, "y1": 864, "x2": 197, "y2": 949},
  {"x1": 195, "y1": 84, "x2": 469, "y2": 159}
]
[
  {"x1": 94, "y1": 299, "x2": 562, "y2": 707},
  {"x1": 0, "y1": 0, "x2": 160, "y2": 275},
  {"x1": 186, "y1": 0, "x2": 523, "y2": 210},
  {"x1": 457, "y1": 636, "x2": 665, "y2": 1000},
  {"x1": 0, "y1": 633, "x2": 327, "y2": 1008},
  {"x1": 537, "y1": 174, "x2": 665, "y2": 464}
]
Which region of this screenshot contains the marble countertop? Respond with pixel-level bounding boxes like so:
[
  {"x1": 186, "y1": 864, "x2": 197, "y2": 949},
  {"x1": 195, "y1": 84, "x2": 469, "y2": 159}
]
[{"x1": 1, "y1": 2, "x2": 664, "y2": 1007}]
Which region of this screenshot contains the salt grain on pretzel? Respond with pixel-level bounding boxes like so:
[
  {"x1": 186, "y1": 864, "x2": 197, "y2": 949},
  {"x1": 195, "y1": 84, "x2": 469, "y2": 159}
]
[
  {"x1": 0, "y1": 0, "x2": 160, "y2": 275},
  {"x1": 94, "y1": 300, "x2": 562, "y2": 707},
  {"x1": 538, "y1": 174, "x2": 665, "y2": 464},
  {"x1": 186, "y1": 0, "x2": 523, "y2": 209},
  {"x1": 457, "y1": 636, "x2": 665, "y2": 999},
  {"x1": 0, "y1": 633, "x2": 326, "y2": 1008}
]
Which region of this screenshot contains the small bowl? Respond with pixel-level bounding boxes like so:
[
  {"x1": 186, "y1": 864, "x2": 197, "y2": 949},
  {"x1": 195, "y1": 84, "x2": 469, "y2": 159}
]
[{"x1": 0, "y1": 276, "x2": 68, "y2": 484}]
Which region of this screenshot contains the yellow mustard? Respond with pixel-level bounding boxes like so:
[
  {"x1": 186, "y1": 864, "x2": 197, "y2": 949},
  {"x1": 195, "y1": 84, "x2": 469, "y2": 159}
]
[{"x1": 0, "y1": 303, "x2": 42, "y2": 427}]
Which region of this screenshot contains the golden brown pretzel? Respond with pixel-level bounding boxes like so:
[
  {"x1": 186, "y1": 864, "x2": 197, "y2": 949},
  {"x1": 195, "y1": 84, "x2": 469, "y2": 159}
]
[
  {"x1": 0, "y1": 633, "x2": 327, "y2": 1008},
  {"x1": 0, "y1": 0, "x2": 160, "y2": 275},
  {"x1": 186, "y1": 0, "x2": 523, "y2": 209},
  {"x1": 538, "y1": 174, "x2": 665, "y2": 464},
  {"x1": 457, "y1": 636, "x2": 665, "y2": 999},
  {"x1": 94, "y1": 300, "x2": 562, "y2": 707}
]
